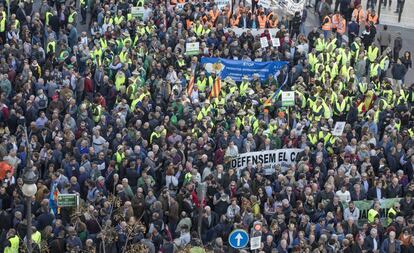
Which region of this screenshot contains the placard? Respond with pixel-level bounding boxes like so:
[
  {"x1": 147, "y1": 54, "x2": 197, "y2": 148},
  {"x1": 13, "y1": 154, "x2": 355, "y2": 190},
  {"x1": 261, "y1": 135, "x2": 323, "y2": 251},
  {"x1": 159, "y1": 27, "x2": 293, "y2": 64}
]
[
  {"x1": 271, "y1": 37, "x2": 280, "y2": 47},
  {"x1": 57, "y1": 193, "x2": 79, "y2": 207},
  {"x1": 250, "y1": 236, "x2": 262, "y2": 250},
  {"x1": 186, "y1": 42, "x2": 200, "y2": 56},
  {"x1": 332, "y1": 122, "x2": 346, "y2": 136},
  {"x1": 260, "y1": 37, "x2": 269, "y2": 48},
  {"x1": 281, "y1": 91, "x2": 295, "y2": 106},
  {"x1": 131, "y1": 7, "x2": 144, "y2": 19}
]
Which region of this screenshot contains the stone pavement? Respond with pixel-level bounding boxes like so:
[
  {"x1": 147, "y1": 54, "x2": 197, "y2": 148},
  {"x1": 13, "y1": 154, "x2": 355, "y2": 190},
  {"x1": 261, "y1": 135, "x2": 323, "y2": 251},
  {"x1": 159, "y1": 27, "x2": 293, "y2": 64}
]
[{"x1": 361, "y1": 0, "x2": 414, "y2": 29}]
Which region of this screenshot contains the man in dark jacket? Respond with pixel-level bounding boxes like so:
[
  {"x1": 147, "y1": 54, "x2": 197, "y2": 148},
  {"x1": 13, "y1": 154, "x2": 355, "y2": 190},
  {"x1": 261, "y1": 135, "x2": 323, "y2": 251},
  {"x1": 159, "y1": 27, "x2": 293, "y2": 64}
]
[
  {"x1": 290, "y1": 12, "x2": 302, "y2": 39},
  {"x1": 392, "y1": 59, "x2": 407, "y2": 84}
]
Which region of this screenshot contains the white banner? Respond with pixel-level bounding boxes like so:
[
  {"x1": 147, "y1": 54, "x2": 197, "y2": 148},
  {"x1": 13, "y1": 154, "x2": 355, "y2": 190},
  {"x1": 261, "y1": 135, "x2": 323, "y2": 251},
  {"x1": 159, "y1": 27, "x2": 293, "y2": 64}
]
[
  {"x1": 230, "y1": 149, "x2": 302, "y2": 174},
  {"x1": 215, "y1": 0, "x2": 231, "y2": 11},
  {"x1": 224, "y1": 28, "x2": 279, "y2": 37},
  {"x1": 284, "y1": 0, "x2": 305, "y2": 15}
]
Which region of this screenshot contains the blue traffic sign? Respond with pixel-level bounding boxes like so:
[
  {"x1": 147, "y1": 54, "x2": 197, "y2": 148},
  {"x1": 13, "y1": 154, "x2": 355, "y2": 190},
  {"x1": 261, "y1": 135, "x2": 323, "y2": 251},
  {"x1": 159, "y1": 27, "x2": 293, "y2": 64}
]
[{"x1": 228, "y1": 229, "x2": 249, "y2": 249}]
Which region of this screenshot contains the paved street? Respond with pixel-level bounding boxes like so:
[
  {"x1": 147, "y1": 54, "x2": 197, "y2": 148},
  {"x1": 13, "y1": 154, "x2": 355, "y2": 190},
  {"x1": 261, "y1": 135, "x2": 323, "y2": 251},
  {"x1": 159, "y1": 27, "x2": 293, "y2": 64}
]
[{"x1": 361, "y1": 0, "x2": 414, "y2": 29}]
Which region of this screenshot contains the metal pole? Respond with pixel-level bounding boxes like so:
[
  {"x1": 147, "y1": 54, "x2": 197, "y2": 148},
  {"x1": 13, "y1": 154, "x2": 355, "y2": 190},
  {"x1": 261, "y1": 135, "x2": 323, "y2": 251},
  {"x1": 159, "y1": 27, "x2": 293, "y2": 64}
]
[
  {"x1": 26, "y1": 196, "x2": 33, "y2": 253},
  {"x1": 377, "y1": 0, "x2": 382, "y2": 22}
]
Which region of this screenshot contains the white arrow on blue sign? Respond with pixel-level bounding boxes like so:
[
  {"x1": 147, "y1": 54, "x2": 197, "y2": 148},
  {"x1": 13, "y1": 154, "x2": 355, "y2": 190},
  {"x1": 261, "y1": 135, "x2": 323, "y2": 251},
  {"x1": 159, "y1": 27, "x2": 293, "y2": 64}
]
[{"x1": 228, "y1": 229, "x2": 249, "y2": 249}]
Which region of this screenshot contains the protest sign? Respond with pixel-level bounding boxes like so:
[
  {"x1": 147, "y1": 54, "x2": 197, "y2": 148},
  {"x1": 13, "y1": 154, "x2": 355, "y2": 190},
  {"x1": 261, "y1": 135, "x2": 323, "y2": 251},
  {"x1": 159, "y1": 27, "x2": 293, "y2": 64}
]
[
  {"x1": 229, "y1": 149, "x2": 302, "y2": 173},
  {"x1": 131, "y1": 7, "x2": 144, "y2": 19},
  {"x1": 186, "y1": 42, "x2": 200, "y2": 56},
  {"x1": 260, "y1": 37, "x2": 269, "y2": 48}
]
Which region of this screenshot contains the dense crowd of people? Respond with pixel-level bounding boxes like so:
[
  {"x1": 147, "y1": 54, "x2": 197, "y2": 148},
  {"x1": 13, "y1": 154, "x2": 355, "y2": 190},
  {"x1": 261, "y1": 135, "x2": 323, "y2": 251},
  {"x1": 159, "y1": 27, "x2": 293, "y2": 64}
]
[{"x1": 0, "y1": 0, "x2": 414, "y2": 252}]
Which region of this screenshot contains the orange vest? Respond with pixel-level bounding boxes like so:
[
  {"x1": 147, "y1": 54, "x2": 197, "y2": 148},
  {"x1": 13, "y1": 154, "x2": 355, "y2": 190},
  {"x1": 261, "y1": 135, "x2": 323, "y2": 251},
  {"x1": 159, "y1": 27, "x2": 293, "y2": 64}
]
[
  {"x1": 322, "y1": 16, "x2": 332, "y2": 31},
  {"x1": 230, "y1": 16, "x2": 239, "y2": 27},
  {"x1": 332, "y1": 14, "x2": 340, "y2": 29},
  {"x1": 210, "y1": 10, "x2": 219, "y2": 23},
  {"x1": 258, "y1": 15, "x2": 267, "y2": 28},
  {"x1": 367, "y1": 14, "x2": 378, "y2": 25},
  {"x1": 269, "y1": 19, "x2": 278, "y2": 28},
  {"x1": 337, "y1": 19, "x2": 346, "y2": 34},
  {"x1": 352, "y1": 8, "x2": 365, "y2": 23}
]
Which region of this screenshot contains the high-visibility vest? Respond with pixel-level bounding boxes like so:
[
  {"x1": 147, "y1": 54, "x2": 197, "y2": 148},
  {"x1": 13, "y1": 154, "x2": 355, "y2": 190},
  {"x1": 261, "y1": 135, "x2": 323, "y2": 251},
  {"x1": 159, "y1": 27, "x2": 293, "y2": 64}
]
[
  {"x1": 315, "y1": 38, "x2": 325, "y2": 52},
  {"x1": 4, "y1": 235, "x2": 19, "y2": 253},
  {"x1": 115, "y1": 72, "x2": 126, "y2": 90},
  {"x1": 322, "y1": 16, "x2": 332, "y2": 31},
  {"x1": 47, "y1": 41, "x2": 56, "y2": 54},
  {"x1": 194, "y1": 24, "x2": 203, "y2": 37},
  {"x1": 312, "y1": 104, "x2": 324, "y2": 121},
  {"x1": 370, "y1": 64, "x2": 380, "y2": 78},
  {"x1": 352, "y1": 8, "x2": 365, "y2": 24},
  {"x1": 358, "y1": 82, "x2": 368, "y2": 94},
  {"x1": 0, "y1": 16, "x2": 5, "y2": 32},
  {"x1": 367, "y1": 14, "x2": 378, "y2": 25},
  {"x1": 332, "y1": 14, "x2": 340, "y2": 29},
  {"x1": 68, "y1": 11, "x2": 77, "y2": 24},
  {"x1": 32, "y1": 231, "x2": 41, "y2": 249},
  {"x1": 80, "y1": 0, "x2": 86, "y2": 7},
  {"x1": 196, "y1": 78, "x2": 207, "y2": 92},
  {"x1": 197, "y1": 106, "x2": 211, "y2": 121},
  {"x1": 308, "y1": 134, "x2": 318, "y2": 145},
  {"x1": 240, "y1": 81, "x2": 249, "y2": 96},
  {"x1": 368, "y1": 208, "x2": 379, "y2": 223},
  {"x1": 387, "y1": 207, "x2": 397, "y2": 224},
  {"x1": 115, "y1": 151, "x2": 125, "y2": 166},
  {"x1": 351, "y1": 42, "x2": 360, "y2": 61},
  {"x1": 92, "y1": 105, "x2": 102, "y2": 122},
  {"x1": 337, "y1": 19, "x2": 346, "y2": 34},
  {"x1": 150, "y1": 132, "x2": 160, "y2": 144},
  {"x1": 114, "y1": 15, "x2": 124, "y2": 25},
  {"x1": 258, "y1": 16, "x2": 267, "y2": 28},
  {"x1": 326, "y1": 38, "x2": 337, "y2": 52},
  {"x1": 45, "y1": 11, "x2": 53, "y2": 26},
  {"x1": 334, "y1": 99, "x2": 347, "y2": 115},
  {"x1": 408, "y1": 128, "x2": 414, "y2": 138},
  {"x1": 368, "y1": 46, "x2": 379, "y2": 62},
  {"x1": 380, "y1": 56, "x2": 388, "y2": 70},
  {"x1": 100, "y1": 38, "x2": 108, "y2": 50},
  {"x1": 136, "y1": 0, "x2": 144, "y2": 6}
]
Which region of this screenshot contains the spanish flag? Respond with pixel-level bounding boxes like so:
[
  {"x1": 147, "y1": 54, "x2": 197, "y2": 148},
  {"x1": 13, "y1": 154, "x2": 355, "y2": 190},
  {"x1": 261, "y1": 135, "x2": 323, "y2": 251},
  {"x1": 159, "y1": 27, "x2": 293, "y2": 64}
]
[
  {"x1": 187, "y1": 75, "x2": 195, "y2": 96},
  {"x1": 209, "y1": 77, "x2": 221, "y2": 98}
]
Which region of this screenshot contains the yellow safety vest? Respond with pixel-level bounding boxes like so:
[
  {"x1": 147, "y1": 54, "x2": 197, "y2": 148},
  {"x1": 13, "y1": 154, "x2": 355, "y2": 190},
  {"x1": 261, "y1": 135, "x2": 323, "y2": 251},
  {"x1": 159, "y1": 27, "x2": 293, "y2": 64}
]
[
  {"x1": 68, "y1": 11, "x2": 77, "y2": 24},
  {"x1": 308, "y1": 134, "x2": 318, "y2": 145},
  {"x1": 196, "y1": 78, "x2": 207, "y2": 92},
  {"x1": 115, "y1": 72, "x2": 126, "y2": 91},
  {"x1": 370, "y1": 64, "x2": 380, "y2": 78},
  {"x1": 150, "y1": 132, "x2": 160, "y2": 144},
  {"x1": 4, "y1": 235, "x2": 19, "y2": 253},
  {"x1": 114, "y1": 15, "x2": 124, "y2": 25},
  {"x1": 115, "y1": 151, "x2": 125, "y2": 166},
  {"x1": 47, "y1": 41, "x2": 56, "y2": 54},
  {"x1": 368, "y1": 46, "x2": 379, "y2": 62},
  {"x1": 0, "y1": 16, "x2": 5, "y2": 32},
  {"x1": 315, "y1": 38, "x2": 325, "y2": 52},
  {"x1": 240, "y1": 81, "x2": 249, "y2": 96},
  {"x1": 45, "y1": 12, "x2": 53, "y2": 26},
  {"x1": 387, "y1": 207, "x2": 397, "y2": 224},
  {"x1": 368, "y1": 208, "x2": 379, "y2": 223},
  {"x1": 32, "y1": 231, "x2": 41, "y2": 249}
]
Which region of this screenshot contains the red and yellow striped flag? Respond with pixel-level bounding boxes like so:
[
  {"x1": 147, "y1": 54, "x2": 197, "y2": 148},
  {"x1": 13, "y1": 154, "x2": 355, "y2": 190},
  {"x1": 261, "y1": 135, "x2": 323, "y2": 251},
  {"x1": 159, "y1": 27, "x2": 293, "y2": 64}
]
[
  {"x1": 187, "y1": 75, "x2": 195, "y2": 96},
  {"x1": 209, "y1": 77, "x2": 221, "y2": 98}
]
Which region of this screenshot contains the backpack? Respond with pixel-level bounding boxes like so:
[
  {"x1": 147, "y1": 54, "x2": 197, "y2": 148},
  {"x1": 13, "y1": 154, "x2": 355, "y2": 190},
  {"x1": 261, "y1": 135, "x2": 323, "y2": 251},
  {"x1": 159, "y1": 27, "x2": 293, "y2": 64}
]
[{"x1": 38, "y1": 95, "x2": 47, "y2": 108}]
